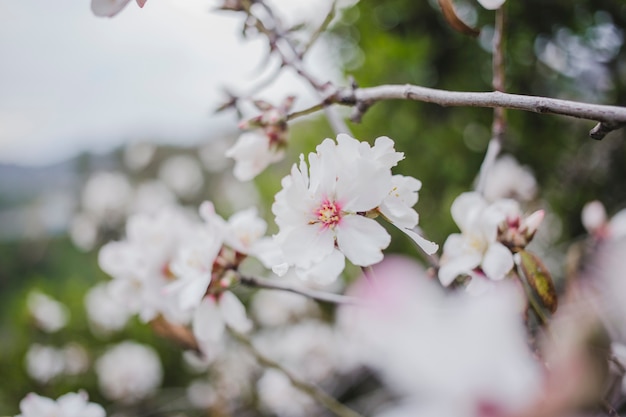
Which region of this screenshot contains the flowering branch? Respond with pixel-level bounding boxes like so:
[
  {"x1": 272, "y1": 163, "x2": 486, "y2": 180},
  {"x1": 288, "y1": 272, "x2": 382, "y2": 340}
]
[
  {"x1": 326, "y1": 84, "x2": 626, "y2": 139},
  {"x1": 241, "y1": 0, "x2": 350, "y2": 134},
  {"x1": 239, "y1": 275, "x2": 367, "y2": 306},
  {"x1": 229, "y1": 329, "x2": 365, "y2": 417}
]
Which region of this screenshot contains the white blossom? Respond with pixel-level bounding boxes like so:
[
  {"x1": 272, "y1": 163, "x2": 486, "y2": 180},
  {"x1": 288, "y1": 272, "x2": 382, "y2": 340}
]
[
  {"x1": 438, "y1": 192, "x2": 516, "y2": 286},
  {"x1": 158, "y1": 155, "x2": 204, "y2": 199},
  {"x1": 272, "y1": 134, "x2": 434, "y2": 282},
  {"x1": 84, "y1": 283, "x2": 131, "y2": 335},
  {"x1": 25, "y1": 344, "x2": 65, "y2": 383},
  {"x1": 98, "y1": 206, "x2": 196, "y2": 323},
  {"x1": 482, "y1": 155, "x2": 537, "y2": 203},
  {"x1": 15, "y1": 391, "x2": 105, "y2": 417},
  {"x1": 226, "y1": 131, "x2": 285, "y2": 181},
  {"x1": 95, "y1": 341, "x2": 162, "y2": 403},
  {"x1": 26, "y1": 291, "x2": 69, "y2": 333}
]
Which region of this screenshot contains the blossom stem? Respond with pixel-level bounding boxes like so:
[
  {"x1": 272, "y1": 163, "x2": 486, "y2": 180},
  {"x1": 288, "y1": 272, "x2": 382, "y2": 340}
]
[
  {"x1": 299, "y1": 0, "x2": 338, "y2": 58},
  {"x1": 239, "y1": 275, "x2": 367, "y2": 306},
  {"x1": 477, "y1": 6, "x2": 506, "y2": 194},
  {"x1": 229, "y1": 329, "x2": 365, "y2": 417},
  {"x1": 149, "y1": 316, "x2": 201, "y2": 354},
  {"x1": 287, "y1": 103, "x2": 327, "y2": 121}
]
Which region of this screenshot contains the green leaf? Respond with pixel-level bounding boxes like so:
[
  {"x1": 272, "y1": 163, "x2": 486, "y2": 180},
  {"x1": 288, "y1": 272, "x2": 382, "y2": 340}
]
[{"x1": 518, "y1": 249, "x2": 558, "y2": 314}]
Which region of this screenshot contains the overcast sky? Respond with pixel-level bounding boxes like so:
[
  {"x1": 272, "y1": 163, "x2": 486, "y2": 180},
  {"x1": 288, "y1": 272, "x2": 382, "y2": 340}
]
[{"x1": 0, "y1": 0, "x2": 341, "y2": 166}]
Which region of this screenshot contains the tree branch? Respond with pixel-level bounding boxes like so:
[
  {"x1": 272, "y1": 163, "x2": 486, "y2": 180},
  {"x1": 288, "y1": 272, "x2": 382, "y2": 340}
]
[
  {"x1": 330, "y1": 84, "x2": 626, "y2": 139},
  {"x1": 230, "y1": 329, "x2": 365, "y2": 417},
  {"x1": 239, "y1": 275, "x2": 367, "y2": 306}
]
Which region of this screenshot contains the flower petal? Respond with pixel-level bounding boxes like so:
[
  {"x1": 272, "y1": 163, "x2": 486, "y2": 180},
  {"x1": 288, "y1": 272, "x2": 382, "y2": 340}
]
[
  {"x1": 91, "y1": 0, "x2": 132, "y2": 17},
  {"x1": 450, "y1": 192, "x2": 487, "y2": 234},
  {"x1": 399, "y1": 227, "x2": 439, "y2": 255},
  {"x1": 296, "y1": 249, "x2": 346, "y2": 284},
  {"x1": 218, "y1": 291, "x2": 252, "y2": 334},
  {"x1": 192, "y1": 298, "x2": 224, "y2": 343},
  {"x1": 482, "y1": 242, "x2": 514, "y2": 280},
  {"x1": 280, "y1": 224, "x2": 335, "y2": 269},
  {"x1": 336, "y1": 216, "x2": 390, "y2": 266}
]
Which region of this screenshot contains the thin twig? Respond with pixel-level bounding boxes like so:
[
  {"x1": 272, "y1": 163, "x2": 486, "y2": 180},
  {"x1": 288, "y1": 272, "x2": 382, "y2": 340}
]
[
  {"x1": 328, "y1": 85, "x2": 626, "y2": 139},
  {"x1": 229, "y1": 329, "x2": 365, "y2": 417},
  {"x1": 299, "y1": 0, "x2": 338, "y2": 58},
  {"x1": 239, "y1": 275, "x2": 367, "y2": 306},
  {"x1": 477, "y1": 6, "x2": 506, "y2": 194},
  {"x1": 243, "y1": 0, "x2": 350, "y2": 134},
  {"x1": 287, "y1": 102, "x2": 327, "y2": 120}
]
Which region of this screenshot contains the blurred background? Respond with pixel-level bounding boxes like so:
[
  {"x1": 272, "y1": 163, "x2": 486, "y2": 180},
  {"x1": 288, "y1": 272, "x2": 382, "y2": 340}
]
[{"x1": 1, "y1": 0, "x2": 625, "y2": 415}]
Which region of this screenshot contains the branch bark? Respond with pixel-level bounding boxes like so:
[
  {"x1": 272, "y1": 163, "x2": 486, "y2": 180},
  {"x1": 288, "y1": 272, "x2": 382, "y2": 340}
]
[
  {"x1": 327, "y1": 84, "x2": 626, "y2": 139},
  {"x1": 239, "y1": 275, "x2": 367, "y2": 306}
]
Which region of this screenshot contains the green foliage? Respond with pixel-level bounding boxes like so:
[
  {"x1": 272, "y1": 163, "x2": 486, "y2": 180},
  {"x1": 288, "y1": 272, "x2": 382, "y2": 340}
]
[{"x1": 327, "y1": 0, "x2": 626, "y2": 251}]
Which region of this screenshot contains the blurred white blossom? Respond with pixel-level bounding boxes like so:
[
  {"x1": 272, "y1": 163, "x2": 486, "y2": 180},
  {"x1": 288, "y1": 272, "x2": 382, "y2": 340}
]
[
  {"x1": 482, "y1": 155, "x2": 537, "y2": 203},
  {"x1": 27, "y1": 291, "x2": 69, "y2": 333},
  {"x1": 25, "y1": 344, "x2": 65, "y2": 384},
  {"x1": 84, "y1": 283, "x2": 131, "y2": 335},
  {"x1": 95, "y1": 341, "x2": 163, "y2": 403},
  {"x1": 158, "y1": 155, "x2": 204, "y2": 199},
  {"x1": 15, "y1": 391, "x2": 105, "y2": 417},
  {"x1": 82, "y1": 171, "x2": 133, "y2": 225}
]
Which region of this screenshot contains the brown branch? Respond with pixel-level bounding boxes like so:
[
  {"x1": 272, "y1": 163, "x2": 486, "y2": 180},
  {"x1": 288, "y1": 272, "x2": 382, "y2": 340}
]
[
  {"x1": 149, "y1": 316, "x2": 201, "y2": 354},
  {"x1": 328, "y1": 84, "x2": 626, "y2": 139}
]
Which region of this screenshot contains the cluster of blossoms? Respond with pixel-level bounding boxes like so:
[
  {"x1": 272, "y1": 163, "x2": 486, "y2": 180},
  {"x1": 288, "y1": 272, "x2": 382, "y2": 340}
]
[
  {"x1": 439, "y1": 191, "x2": 544, "y2": 292},
  {"x1": 95, "y1": 201, "x2": 278, "y2": 356},
  {"x1": 15, "y1": 392, "x2": 105, "y2": 417},
  {"x1": 272, "y1": 134, "x2": 437, "y2": 283}
]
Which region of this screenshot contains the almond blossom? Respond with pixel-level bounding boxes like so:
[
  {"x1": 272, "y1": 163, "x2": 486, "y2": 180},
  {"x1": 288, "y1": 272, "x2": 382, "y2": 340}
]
[
  {"x1": 15, "y1": 391, "x2": 105, "y2": 417},
  {"x1": 91, "y1": 0, "x2": 146, "y2": 17},
  {"x1": 439, "y1": 192, "x2": 543, "y2": 287},
  {"x1": 272, "y1": 134, "x2": 435, "y2": 283},
  {"x1": 226, "y1": 131, "x2": 286, "y2": 181}
]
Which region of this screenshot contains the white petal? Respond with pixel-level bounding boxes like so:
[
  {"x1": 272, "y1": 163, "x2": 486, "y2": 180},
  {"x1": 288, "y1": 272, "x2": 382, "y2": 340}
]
[
  {"x1": 296, "y1": 249, "x2": 346, "y2": 284},
  {"x1": 280, "y1": 224, "x2": 335, "y2": 268},
  {"x1": 192, "y1": 298, "x2": 224, "y2": 343},
  {"x1": 450, "y1": 192, "x2": 487, "y2": 233},
  {"x1": 482, "y1": 242, "x2": 514, "y2": 280},
  {"x1": 226, "y1": 131, "x2": 284, "y2": 181},
  {"x1": 336, "y1": 216, "x2": 390, "y2": 266},
  {"x1": 399, "y1": 227, "x2": 439, "y2": 255},
  {"x1": 218, "y1": 291, "x2": 252, "y2": 333},
  {"x1": 438, "y1": 234, "x2": 482, "y2": 286},
  {"x1": 336, "y1": 159, "x2": 391, "y2": 212},
  {"x1": 477, "y1": 0, "x2": 506, "y2": 10},
  {"x1": 91, "y1": 0, "x2": 132, "y2": 17},
  {"x1": 609, "y1": 209, "x2": 626, "y2": 238}
]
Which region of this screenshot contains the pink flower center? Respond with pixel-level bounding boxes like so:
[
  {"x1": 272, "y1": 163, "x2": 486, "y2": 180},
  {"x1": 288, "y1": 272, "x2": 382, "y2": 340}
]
[{"x1": 315, "y1": 199, "x2": 342, "y2": 228}]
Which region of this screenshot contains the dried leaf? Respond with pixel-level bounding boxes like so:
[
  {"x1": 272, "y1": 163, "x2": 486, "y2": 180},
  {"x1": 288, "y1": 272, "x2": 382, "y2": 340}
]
[
  {"x1": 518, "y1": 249, "x2": 558, "y2": 314},
  {"x1": 437, "y1": 0, "x2": 480, "y2": 38}
]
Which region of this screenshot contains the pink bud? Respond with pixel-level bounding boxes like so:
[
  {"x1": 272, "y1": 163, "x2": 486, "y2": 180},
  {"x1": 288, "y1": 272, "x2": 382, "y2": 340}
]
[{"x1": 522, "y1": 209, "x2": 545, "y2": 238}]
